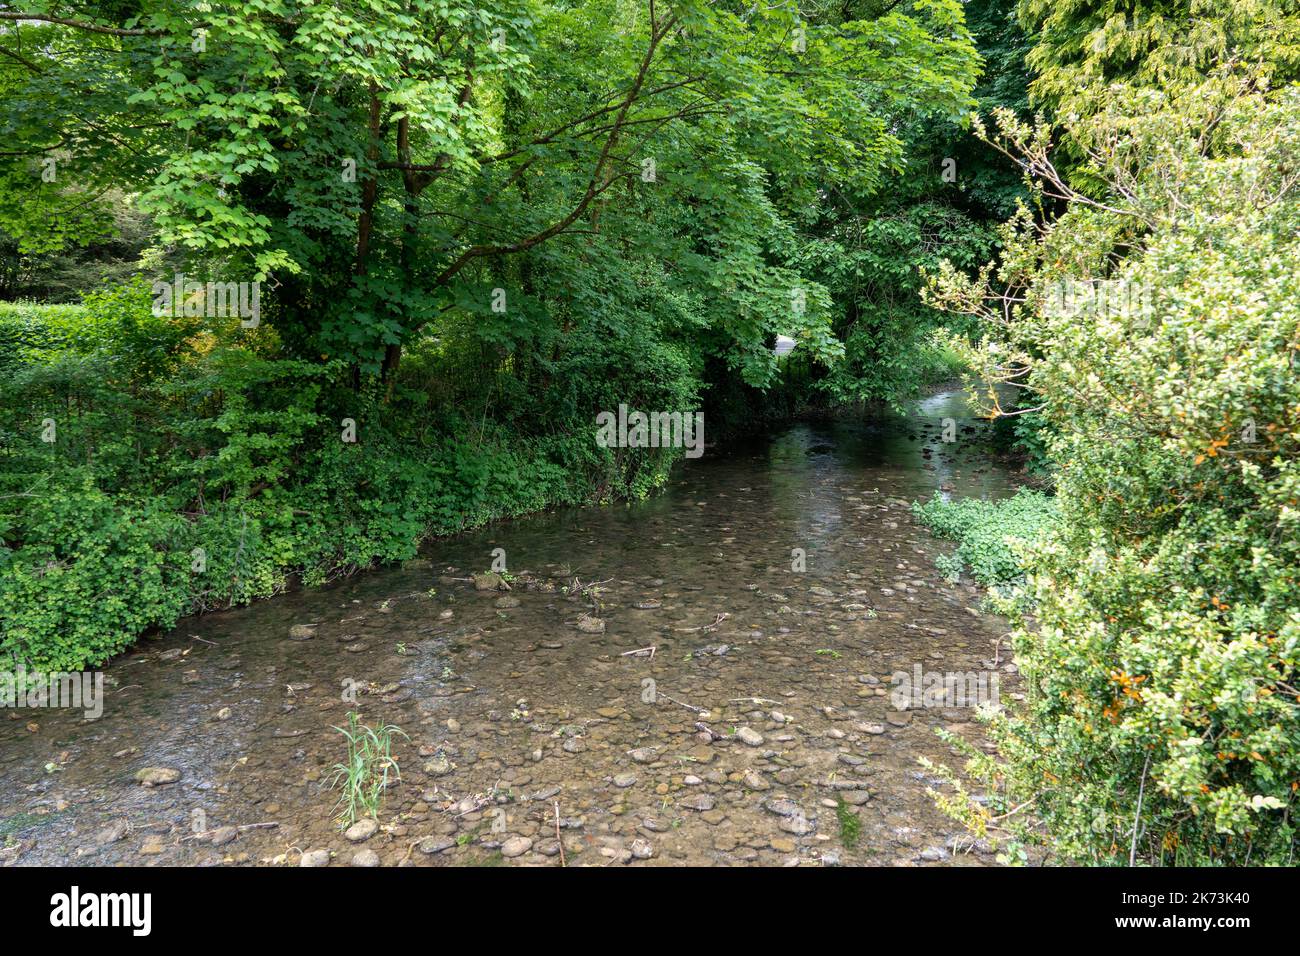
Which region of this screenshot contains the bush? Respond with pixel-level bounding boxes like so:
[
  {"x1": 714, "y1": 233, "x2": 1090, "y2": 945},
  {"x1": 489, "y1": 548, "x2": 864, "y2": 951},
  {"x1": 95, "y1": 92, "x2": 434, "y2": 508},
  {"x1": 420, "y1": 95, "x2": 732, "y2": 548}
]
[
  {"x1": 1, "y1": 478, "x2": 190, "y2": 671},
  {"x1": 912, "y1": 487, "x2": 1057, "y2": 587},
  {"x1": 926, "y1": 77, "x2": 1300, "y2": 865}
]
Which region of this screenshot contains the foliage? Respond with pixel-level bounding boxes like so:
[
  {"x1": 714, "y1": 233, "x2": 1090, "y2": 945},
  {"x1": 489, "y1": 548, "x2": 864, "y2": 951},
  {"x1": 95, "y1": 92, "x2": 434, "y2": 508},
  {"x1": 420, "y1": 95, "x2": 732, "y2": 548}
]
[
  {"x1": 0, "y1": 285, "x2": 691, "y2": 670},
  {"x1": 328, "y1": 712, "x2": 407, "y2": 827},
  {"x1": 926, "y1": 74, "x2": 1300, "y2": 864},
  {"x1": 0, "y1": 0, "x2": 981, "y2": 384},
  {"x1": 788, "y1": 0, "x2": 1027, "y2": 410},
  {"x1": 835, "y1": 795, "x2": 862, "y2": 848},
  {"x1": 912, "y1": 487, "x2": 1057, "y2": 587},
  {"x1": 1019, "y1": 0, "x2": 1300, "y2": 124}
]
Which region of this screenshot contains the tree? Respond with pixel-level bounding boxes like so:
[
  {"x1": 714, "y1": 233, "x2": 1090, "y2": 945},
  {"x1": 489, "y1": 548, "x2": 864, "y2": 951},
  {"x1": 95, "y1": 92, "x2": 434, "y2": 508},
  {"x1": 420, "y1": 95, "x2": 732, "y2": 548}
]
[
  {"x1": 0, "y1": 0, "x2": 981, "y2": 384},
  {"x1": 1018, "y1": 0, "x2": 1300, "y2": 121}
]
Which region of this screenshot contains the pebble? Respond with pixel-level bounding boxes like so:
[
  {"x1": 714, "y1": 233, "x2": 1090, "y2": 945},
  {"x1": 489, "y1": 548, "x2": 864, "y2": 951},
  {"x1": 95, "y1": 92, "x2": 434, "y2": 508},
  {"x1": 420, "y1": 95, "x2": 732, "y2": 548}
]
[
  {"x1": 779, "y1": 814, "x2": 815, "y2": 836},
  {"x1": 500, "y1": 837, "x2": 533, "y2": 858},
  {"x1": 139, "y1": 836, "x2": 167, "y2": 856},
  {"x1": 94, "y1": 821, "x2": 129, "y2": 846},
  {"x1": 300, "y1": 849, "x2": 331, "y2": 867},
  {"x1": 135, "y1": 767, "x2": 181, "y2": 786},
  {"x1": 345, "y1": 819, "x2": 379, "y2": 842},
  {"x1": 679, "y1": 794, "x2": 715, "y2": 812}
]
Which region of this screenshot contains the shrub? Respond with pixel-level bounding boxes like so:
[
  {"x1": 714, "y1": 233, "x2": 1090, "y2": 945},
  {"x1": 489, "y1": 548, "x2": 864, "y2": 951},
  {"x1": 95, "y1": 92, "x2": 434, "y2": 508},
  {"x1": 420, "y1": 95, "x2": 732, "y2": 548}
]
[
  {"x1": 1, "y1": 478, "x2": 189, "y2": 671},
  {"x1": 912, "y1": 487, "x2": 1057, "y2": 588},
  {"x1": 925, "y1": 76, "x2": 1300, "y2": 864}
]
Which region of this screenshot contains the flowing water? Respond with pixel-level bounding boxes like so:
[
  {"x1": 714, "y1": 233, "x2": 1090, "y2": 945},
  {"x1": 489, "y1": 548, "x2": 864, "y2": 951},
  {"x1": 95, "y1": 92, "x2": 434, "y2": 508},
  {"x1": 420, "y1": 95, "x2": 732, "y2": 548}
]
[{"x1": 0, "y1": 388, "x2": 1024, "y2": 867}]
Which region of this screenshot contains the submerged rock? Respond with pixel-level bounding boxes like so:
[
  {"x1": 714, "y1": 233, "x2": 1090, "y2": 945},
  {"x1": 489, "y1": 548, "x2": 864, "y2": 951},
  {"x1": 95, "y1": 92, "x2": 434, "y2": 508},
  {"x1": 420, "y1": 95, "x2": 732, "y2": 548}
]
[
  {"x1": 135, "y1": 767, "x2": 181, "y2": 787},
  {"x1": 94, "y1": 820, "x2": 130, "y2": 845},
  {"x1": 500, "y1": 836, "x2": 533, "y2": 857},
  {"x1": 779, "y1": 813, "x2": 815, "y2": 836},
  {"x1": 344, "y1": 818, "x2": 378, "y2": 842},
  {"x1": 423, "y1": 754, "x2": 454, "y2": 776},
  {"x1": 679, "y1": 794, "x2": 715, "y2": 812}
]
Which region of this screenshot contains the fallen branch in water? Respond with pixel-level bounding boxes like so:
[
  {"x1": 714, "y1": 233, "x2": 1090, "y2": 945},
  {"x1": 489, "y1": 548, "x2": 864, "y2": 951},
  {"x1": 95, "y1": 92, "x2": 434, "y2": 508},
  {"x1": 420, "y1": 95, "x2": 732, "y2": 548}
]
[
  {"x1": 183, "y1": 821, "x2": 279, "y2": 842},
  {"x1": 657, "y1": 692, "x2": 706, "y2": 715},
  {"x1": 673, "y1": 612, "x2": 729, "y2": 632},
  {"x1": 554, "y1": 800, "x2": 566, "y2": 868}
]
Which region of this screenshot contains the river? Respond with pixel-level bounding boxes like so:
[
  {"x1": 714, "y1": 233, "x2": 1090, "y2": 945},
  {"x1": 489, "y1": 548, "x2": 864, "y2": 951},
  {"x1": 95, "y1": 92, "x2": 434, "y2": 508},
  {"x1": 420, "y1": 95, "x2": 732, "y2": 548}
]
[{"x1": 0, "y1": 387, "x2": 1022, "y2": 866}]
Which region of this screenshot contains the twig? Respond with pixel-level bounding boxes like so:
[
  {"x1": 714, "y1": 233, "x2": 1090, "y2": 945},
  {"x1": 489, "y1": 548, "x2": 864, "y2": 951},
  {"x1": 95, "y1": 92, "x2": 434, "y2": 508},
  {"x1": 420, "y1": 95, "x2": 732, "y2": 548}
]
[
  {"x1": 620, "y1": 646, "x2": 657, "y2": 658},
  {"x1": 1129, "y1": 752, "x2": 1151, "y2": 866},
  {"x1": 657, "y1": 692, "x2": 706, "y2": 715},
  {"x1": 554, "y1": 801, "x2": 566, "y2": 868},
  {"x1": 988, "y1": 796, "x2": 1037, "y2": 822},
  {"x1": 673, "y1": 612, "x2": 730, "y2": 632},
  {"x1": 183, "y1": 821, "x2": 279, "y2": 842}
]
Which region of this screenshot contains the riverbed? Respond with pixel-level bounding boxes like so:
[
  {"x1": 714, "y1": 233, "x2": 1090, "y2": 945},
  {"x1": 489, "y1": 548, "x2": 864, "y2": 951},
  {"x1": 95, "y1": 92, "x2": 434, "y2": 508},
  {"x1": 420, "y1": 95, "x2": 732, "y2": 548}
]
[{"x1": 0, "y1": 388, "x2": 1022, "y2": 867}]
